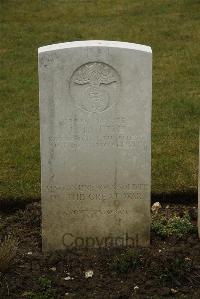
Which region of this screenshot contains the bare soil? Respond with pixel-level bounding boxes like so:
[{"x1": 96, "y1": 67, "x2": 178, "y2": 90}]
[{"x1": 0, "y1": 202, "x2": 200, "y2": 299}]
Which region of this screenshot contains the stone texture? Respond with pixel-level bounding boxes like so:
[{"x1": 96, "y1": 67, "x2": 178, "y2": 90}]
[{"x1": 38, "y1": 40, "x2": 152, "y2": 251}]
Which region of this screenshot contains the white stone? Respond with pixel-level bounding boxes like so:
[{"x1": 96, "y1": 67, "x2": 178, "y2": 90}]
[
  {"x1": 85, "y1": 270, "x2": 94, "y2": 278},
  {"x1": 151, "y1": 202, "x2": 162, "y2": 213},
  {"x1": 171, "y1": 289, "x2": 178, "y2": 294},
  {"x1": 38, "y1": 40, "x2": 152, "y2": 251},
  {"x1": 134, "y1": 286, "x2": 139, "y2": 291},
  {"x1": 63, "y1": 276, "x2": 71, "y2": 281},
  {"x1": 50, "y1": 266, "x2": 56, "y2": 271}
]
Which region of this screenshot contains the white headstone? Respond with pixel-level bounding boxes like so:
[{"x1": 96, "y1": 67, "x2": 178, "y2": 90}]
[{"x1": 38, "y1": 40, "x2": 152, "y2": 251}]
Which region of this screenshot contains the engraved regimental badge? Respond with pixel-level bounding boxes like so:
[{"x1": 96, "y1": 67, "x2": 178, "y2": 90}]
[{"x1": 70, "y1": 62, "x2": 120, "y2": 112}]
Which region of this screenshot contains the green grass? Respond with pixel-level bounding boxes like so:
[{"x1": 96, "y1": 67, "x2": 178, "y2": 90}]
[
  {"x1": 110, "y1": 248, "x2": 142, "y2": 273},
  {"x1": 152, "y1": 212, "x2": 196, "y2": 238},
  {"x1": 0, "y1": 0, "x2": 199, "y2": 200}
]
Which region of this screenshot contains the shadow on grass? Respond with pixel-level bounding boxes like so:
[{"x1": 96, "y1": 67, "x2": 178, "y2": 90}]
[
  {"x1": 0, "y1": 197, "x2": 40, "y2": 214},
  {"x1": 152, "y1": 191, "x2": 197, "y2": 205},
  {"x1": 0, "y1": 191, "x2": 197, "y2": 214}
]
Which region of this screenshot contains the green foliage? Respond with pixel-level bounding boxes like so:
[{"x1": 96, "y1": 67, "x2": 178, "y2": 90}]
[
  {"x1": 25, "y1": 277, "x2": 55, "y2": 299},
  {"x1": 0, "y1": 236, "x2": 18, "y2": 273},
  {"x1": 110, "y1": 249, "x2": 142, "y2": 273},
  {"x1": 152, "y1": 212, "x2": 195, "y2": 238},
  {"x1": 38, "y1": 277, "x2": 52, "y2": 290},
  {"x1": 158, "y1": 256, "x2": 193, "y2": 286},
  {"x1": 167, "y1": 213, "x2": 195, "y2": 238},
  {"x1": 38, "y1": 277, "x2": 55, "y2": 299},
  {"x1": 151, "y1": 215, "x2": 168, "y2": 238},
  {"x1": 0, "y1": 224, "x2": 5, "y2": 234}
]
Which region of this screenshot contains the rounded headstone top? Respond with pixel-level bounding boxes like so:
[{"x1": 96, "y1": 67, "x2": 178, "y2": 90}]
[{"x1": 38, "y1": 40, "x2": 152, "y2": 54}]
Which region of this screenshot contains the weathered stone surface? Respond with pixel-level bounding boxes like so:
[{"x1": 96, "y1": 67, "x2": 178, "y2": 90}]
[{"x1": 38, "y1": 40, "x2": 152, "y2": 251}]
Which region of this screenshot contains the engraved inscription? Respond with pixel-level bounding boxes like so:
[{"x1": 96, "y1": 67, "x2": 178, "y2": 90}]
[
  {"x1": 64, "y1": 209, "x2": 128, "y2": 217},
  {"x1": 47, "y1": 184, "x2": 148, "y2": 203},
  {"x1": 50, "y1": 192, "x2": 145, "y2": 201},
  {"x1": 46, "y1": 184, "x2": 148, "y2": 192},
  {"x1": 39, "y1": 53, "x2": 58, "y2": 68},
  {"x1": 70, "y1": 62, "x2": 120, "y2": 112},
  {"x1": 47, "y1": 116, "x2": 148, "y2": 151},
  {"x1": 49, "y1": 135, "x2": 147, "y2": 150}
]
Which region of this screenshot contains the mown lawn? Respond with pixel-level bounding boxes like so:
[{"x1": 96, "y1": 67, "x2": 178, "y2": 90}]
[{"x1": 0, "y1": 0, "x2": 199, "y2": 201}]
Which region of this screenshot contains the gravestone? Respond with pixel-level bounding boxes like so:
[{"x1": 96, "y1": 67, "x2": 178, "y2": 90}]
[{"x1": 38, "y1": 41, "x2": 152, "y2": 251}]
